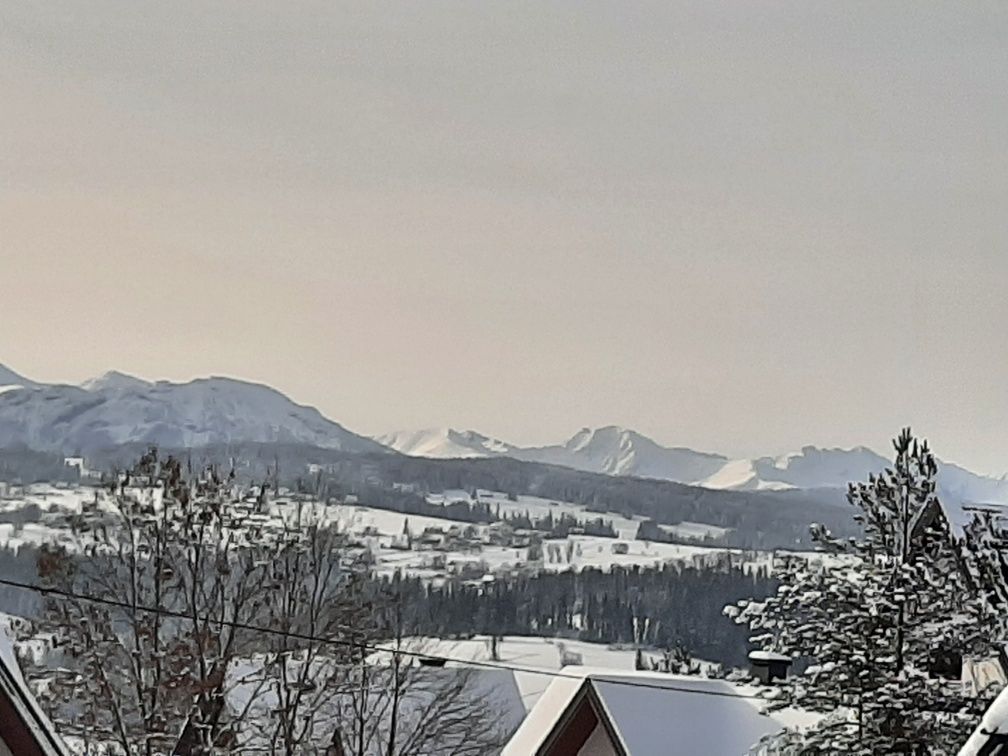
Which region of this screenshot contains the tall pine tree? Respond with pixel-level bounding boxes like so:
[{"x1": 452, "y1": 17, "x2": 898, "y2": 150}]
[{"x1": 728, "y1": 429, "x2": 995, "y2": 754}]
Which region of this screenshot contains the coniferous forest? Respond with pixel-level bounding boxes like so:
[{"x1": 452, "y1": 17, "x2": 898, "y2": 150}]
[{"x1": 386, "y1": 562, "x2": 776, "y2": 666}]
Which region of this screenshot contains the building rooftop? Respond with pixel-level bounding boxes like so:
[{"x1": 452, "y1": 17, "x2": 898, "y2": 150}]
[{"x1": 502, "y1": 666, "x2": 792, "y2": 756}]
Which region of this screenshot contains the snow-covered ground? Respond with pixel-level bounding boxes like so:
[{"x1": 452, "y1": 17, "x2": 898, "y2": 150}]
[
  {"x1": 0, "y1": 482, "x2": 99, "y2": 514},
  {"x1": 0, "y1": 482, "x2": 161, "y2": 553},
  {"x1": 659, "y1": 521, "x2": 732, "y2": 541},
  {"x1": 0, "y1": 483, "x2": 838, "y2": 755},
  {"x1": 0, "y1": 483, "x2": 781, "y2": 581},
  {"x1": 328, "y1": 491, "x2": 759, "y2": 579},
  {"x1": 465, "y1": 489, "x2": 732, "y2": 544},
  {"x1": 470, "y1": 490, "x2": 647, "y2": 540},
  {"x1": 365, "y1": 634, "x2": 718, "y2": 711}
]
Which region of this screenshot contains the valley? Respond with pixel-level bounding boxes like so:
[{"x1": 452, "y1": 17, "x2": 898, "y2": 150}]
[{"x1": 0, "y1": 362, "x2": 1003, "y2": 754}]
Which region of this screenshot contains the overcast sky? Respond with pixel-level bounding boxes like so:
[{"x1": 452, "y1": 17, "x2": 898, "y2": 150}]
[{"x1": 2, "y1": 1, "x2": 1007, "y2": 472}]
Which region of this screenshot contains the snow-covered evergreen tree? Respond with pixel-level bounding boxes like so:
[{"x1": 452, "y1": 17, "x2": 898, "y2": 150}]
[
  {"x1": 728, "y1": 429, "x2": 996, "y2": 754},
  {"x1": 962, "y1": 507, "x2": 1008, "y2": 627}
]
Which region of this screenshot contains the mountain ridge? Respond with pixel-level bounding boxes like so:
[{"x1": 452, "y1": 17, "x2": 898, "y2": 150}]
[
  {"x1": 1, "y1": 363, "x2": 1004, "y2": 505},
  {"x1": 0, "y1": 364, "x2": 385, "y2": 455},
  {"x1": 0, "y1": 363, "x2": 39, "y2": 390},
  {"x1": 377, "y1": 425, "x2": 1008, "y2": 504}
]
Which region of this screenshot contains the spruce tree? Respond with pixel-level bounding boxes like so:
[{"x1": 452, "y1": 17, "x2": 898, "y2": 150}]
[{"x1": 728, "y1": 429, "x2": 995, "y2": 754}]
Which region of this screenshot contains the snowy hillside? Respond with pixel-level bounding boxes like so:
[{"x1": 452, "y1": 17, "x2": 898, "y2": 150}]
[
  {"x1": 0, "y1": 364, "x2": 386, "y2": 455},
  {"x1": 530, "y1": 426, "x2": 729, "y2": 482},
  {"x1": 80, "y1": 370, "x2": 153, "y2": 392},
  {"x1": 703, "y1": 446, "x2": 1008, "y2": 505},
  {"x1": 699, "y1": 446, "x2": 892, "y2": 491},
  {"x1": 377, "y1": 428, "x2": 518, "y2": 459},
  {"x1": 378, "y1": 425, "x2": 729, "y2": 482},
  {"x1": 0, "y1": 364, "x2": 38, "y2": 392},
  {"x1": 2, "y1": 359, "x2": 1003, "y2": 506},
  {"x1": 376, "y1": 424, "x2": 879, "y2": 489}
]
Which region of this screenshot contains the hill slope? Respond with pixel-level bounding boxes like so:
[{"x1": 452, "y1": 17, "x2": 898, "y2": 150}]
[
  {"x1": 0, "y1": 364, "x2": 39, "y2": 391},
  {"x1": 0, "y1": 366, "x2": 385, "y2": 455},
  {"x1": 377, "y1": 428, "x2": 518, "y2": 459},
  {"x1": 516, "y1": 426, "x2": 730, "y2": 483}
]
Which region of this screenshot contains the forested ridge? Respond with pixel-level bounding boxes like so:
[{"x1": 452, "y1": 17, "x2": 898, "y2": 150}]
[
  {"x1": 387, "y1": 562, "x2": 776, "y2": 666},
  {"x1": 62, "y1": 442, "x2": 856, "y2": 548}
]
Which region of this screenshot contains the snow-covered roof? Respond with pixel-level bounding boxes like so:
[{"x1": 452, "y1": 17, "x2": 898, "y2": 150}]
[
  {"x1": 226, "y1": 654, "x2": 527, "y2": 754},
  {"x1": 0, "y1": 629, "x2": 68, "y2": 756},
  {"x1": 962, "y1": 657, "x2": 1008, "y2": 699},
  {"x1": 502, "y1": 666, "x2": 785, "y2": 755},
  {"x1": 943, "y1": 498, "x2": 1008, "y2": 538},
  {"x1": 959, "y1": 685, "x2": 1008, "y2": 756},
  {"x1": 749, "y1": 650, "x2": 792, "y2": 664}
]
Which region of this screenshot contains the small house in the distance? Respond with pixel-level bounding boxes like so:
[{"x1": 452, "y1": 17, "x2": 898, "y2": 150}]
[
  {"x1": 0, "y1": 630, "x2": 68, "y2": 756},
  {"x1": 502, "y1": 667, "x2": 797, "y2": 756},
  {"x1": 748, "y1": 650, "x2": 792, "y2": 684}
]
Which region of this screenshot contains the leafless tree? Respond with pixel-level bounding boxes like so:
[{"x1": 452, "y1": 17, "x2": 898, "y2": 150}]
[
  {"x1": 29, "y1": 450, "x2": 509, "y2": 755},
  {"x1": 33, "y1": 451, "x2": 283, "y2": 754},
  {"x1": 334, "y1": 632, "x2": 512, "y2": 756},
  {"x1": 236, "y1": 502, "x2": 377, "y2": 755}
]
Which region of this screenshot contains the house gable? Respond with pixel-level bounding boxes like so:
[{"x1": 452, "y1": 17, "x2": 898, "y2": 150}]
[
  {"x1": 503, "y1": 668, "x2": 786, "y2": 756},
  {"x1": 538, "y1": 680, "x2": 625, "y2": 756}
]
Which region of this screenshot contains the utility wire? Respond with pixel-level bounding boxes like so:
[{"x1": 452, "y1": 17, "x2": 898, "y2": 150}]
[{"x1": 0, "y1": 576, "x2": 766, "y2": 701}]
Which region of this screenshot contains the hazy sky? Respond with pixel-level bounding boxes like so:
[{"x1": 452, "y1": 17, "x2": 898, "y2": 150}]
[{"x1": 2, "y1": 2, "x2": 1007, "y2": 472}]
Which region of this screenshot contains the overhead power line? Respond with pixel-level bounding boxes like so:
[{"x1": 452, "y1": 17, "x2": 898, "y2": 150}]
[{"x1": 0, "y1": 576, "x2": 765, "y2": 701}]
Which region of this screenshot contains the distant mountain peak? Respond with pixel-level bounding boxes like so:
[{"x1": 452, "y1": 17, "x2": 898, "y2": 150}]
[
  {"x1": 375, "y1": 426, "x2": 1008, "y2": 504},
  {"x1": 564, "y1": 425, "x2": 637, "y2": 452},
  {"x1": 375, "y1": 427, "x2": 516, "y2": 459},
  {"x1": 0, "y1": 367, "x2": 384, "y2": 455},
  {"x1": 0, "y1": 363, "x2": 37, "y2": 389},
  {"x1": 565, "y1": 427, "x2": 596, "y2": 452},
  {"x1": 82, "y1": 370, "x2": 152, "y2": 392}
]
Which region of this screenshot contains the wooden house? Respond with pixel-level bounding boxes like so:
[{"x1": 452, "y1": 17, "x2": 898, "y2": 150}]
[{"x1": 502, "y1": 667, "x2": 788, "y2": 756}]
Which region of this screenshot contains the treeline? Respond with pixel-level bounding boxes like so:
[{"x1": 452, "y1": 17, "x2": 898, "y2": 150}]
[
  {"x1": 354, "y1": 483, "x2": 497, "y2": 524},
  {"x1": 0, "y1": 446, "x2": 78, "y2": 484},
  {"x1": 298, "y1": 451, "x2": 856, "y2": 548},
  {"x1": 634, "y1": 518, "x2": 718, "y2": 545},
  {"x1": 0, "y1": 543, "x2": 46, "y2": 617},
  {"x1": 39, "y1": 442, "x2": 860, "y2": 548},
  {"x1": 348, "y1": 487, "x2": 619, "y2": 539},
  {"x1": 0, "y1": 542, "x2": 768, "y2": 668},
  {"x1": 505, "y1": 510, "x2": 617, "y2": 539},
  {"x1": 386, "y1": 562, "x2": 776, "y2": 667}
]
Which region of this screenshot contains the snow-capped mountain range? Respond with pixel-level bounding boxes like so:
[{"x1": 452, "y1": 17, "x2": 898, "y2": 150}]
[
  {"x1": 376, "y1": 429, "x2": 518, "y2": 460},
  {"x1": 0, "y1": 364, "x2": 384, "y2": 455},
  {"x1": 1, "y1": 362, "x2": 1005, "y2": 504},
  {"x1": 377, "y1": 426, "x2": 1008, "y2": 503}
]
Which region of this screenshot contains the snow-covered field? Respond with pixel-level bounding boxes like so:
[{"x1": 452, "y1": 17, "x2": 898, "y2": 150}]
[
  {"x1": 0, "y1": 483, "x2": 780, "y2": 582},
  {"x1": 659, "y1": 521, "x2": 732, "y2": 541},
  {"x1": 449, "y1": 488, "x2": 733, "y2": 543},
  {"x1": 367, "y1": 634, "x2": 661, "y2": 709},
  {"x1": 363, "y1": 633, "x2": 819, "y2": 739},
  {"x1": 327, "y1": 491, "x2": 759, "y2": 578},
  {"x1": 0, "y1": 482, "x2": 99, "y2": 514}
]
